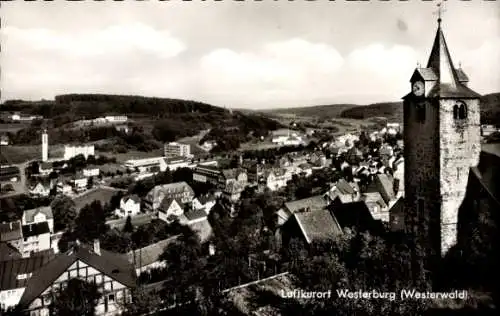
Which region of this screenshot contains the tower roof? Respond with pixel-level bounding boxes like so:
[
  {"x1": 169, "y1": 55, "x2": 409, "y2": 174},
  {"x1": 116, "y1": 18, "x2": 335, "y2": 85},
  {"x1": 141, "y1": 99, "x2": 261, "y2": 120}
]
[
  {"x1": 425, "y1": 22, "x2": 480, "y2": 98},
  {"x1": 405, "y1": 16, "x2": 480, "y2": 99},
  {"x1": 426, "y1": 22, "x2": 460, "y2": 88}
]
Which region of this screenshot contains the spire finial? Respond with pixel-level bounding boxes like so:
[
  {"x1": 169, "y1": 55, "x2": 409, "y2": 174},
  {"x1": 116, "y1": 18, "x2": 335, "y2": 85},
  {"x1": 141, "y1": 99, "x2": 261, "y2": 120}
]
[{"x1": 434, "y1": 1, "x2": 446, "y2": 25}]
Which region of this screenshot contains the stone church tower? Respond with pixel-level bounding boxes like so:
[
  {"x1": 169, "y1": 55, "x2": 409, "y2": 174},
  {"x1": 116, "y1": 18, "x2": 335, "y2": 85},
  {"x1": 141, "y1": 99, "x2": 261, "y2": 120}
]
[{"x1": 403, "y1": 16, "x2": 481, "y2": 257}]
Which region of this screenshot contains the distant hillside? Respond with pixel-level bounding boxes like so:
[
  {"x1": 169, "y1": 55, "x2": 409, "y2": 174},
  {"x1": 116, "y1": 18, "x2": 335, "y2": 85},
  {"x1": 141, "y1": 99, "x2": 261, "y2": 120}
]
[
  {"x1": 340, "y1": 102, "x2": 403, "y2": 122},
  {"x1": 2, "y1": 94, "x2": 225, "y2": 118},
  {"x1": 1, "y1": 94, "x2": 282, "y2": 149},
  {"x1": 480, "y1": 93, "x2": 500, "y2": 125},
  {"x1": 340, "y1": 93, "x2": 500, "y2": 125},
  {"x1": 267, "y1": 104, "x2": 357, "y2": 118}
]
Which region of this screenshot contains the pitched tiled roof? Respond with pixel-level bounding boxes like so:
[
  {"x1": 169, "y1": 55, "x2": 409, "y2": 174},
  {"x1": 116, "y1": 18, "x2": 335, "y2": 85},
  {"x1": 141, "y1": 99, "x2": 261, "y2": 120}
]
[
  {"x1": 455, "y1": 68, "x2": 469, "y2": 82},
  {"x1": 197, "y1": 194, "x2": 215, "y2": 205},
  {"x1": 362, "y1": 192, "x2": 387, "y2": 208},
  {"x1": 18, "y1": 245, "x2": 137, "y2": 308},
  {"x1": 335, "y1": 179, "x2": 355, "y2": 195},
  {"x1": 23, "y1": 206, "x2": 54, "y2": 223},
  {"x1": 284, "y1": 195, "x2": 328, "y2": 214},
  {"x1": 123, "y1": 194, "x2": 141, "y2": 204},
  {"x1": 159, "y1": 197, "x2": 181, "y2": 211},
  {"x1": 146, "y1": 182, "x2": 194, "y2": 203},
  {"x1": 0, "y1": 221, "x2": 22, "y2": 242},
  {"x1": 184, "y1": 208, "x2": 207, "y2": 222},
  {"x1": 427, "y1": 83, "x2": 481, "y2": 98},
  {"x1": 265, "y1": 168, "x2": 287, "y2": 178},
  {"x1": 0, "y1": 252, "x2": 55, "y2": 291},
  {"x1": 389, "y1": 197, "x2": 405, "y2": 215},
  {"x1": 294, "y1": 209, "x2": 343, "y2": 244},
  {"x1": 329, "y1": 201, "x2": 381, "y2": 233},
  {"x1": 39, "y1": 162, "x2": 52, "y2": 170},
  {"x1": 298, "y1": 163, "x2": 312, "y2": 169},
  {"x1": 127, "y1": 235, "x2": 179, "y2": 269},
  {"x1": 413, "y1": 68, "x2": 438, "y2": 81},
  {"x1": 222, "y1": 168, "x2": 246, "y2": 180},
  {"x1": 30, "y1": 181, "x2": 51, "y2": 191},
  {"x1": 376, "y1": 173, "x2": 395, "y2": 204},
  {"x1": 22, "y1": 222, "x2": 50, "y2": 238},
  {"x1": 0, "y1": 243, "x2": 22, "y2": 262}
]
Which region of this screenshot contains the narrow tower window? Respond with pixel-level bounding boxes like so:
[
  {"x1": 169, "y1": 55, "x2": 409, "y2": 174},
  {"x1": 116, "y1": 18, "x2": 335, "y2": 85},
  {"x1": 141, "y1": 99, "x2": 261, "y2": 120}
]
[
  {"x1": 416, "y1": 103, "x2": 426, "y2": 123},
  {"x1": 417, "y1": 198, "x2": 424, "y2": 218},
  {"x1": 454, "y1": 101, "x2": 467, "y2": 120},
  {"x1": 453, "y1": 104, "x2": 459, "y2": 119}
]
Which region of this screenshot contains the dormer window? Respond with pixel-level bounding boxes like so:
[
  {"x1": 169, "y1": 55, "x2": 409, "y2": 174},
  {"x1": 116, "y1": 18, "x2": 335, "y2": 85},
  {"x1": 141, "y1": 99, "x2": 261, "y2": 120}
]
[{"x1": 453, "y1": 101, "x2": 467, "y2": 120}]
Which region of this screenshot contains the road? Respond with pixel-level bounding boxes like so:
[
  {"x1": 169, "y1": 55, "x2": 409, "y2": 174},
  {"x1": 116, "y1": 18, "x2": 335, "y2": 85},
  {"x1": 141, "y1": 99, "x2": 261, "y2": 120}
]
[{"x1": 0, "y1": 160, "x2": 34, "y2": 198}]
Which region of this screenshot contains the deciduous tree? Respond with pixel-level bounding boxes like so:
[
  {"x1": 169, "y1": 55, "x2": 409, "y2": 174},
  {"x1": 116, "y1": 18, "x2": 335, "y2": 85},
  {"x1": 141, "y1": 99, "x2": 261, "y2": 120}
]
[
  {"x1": 50, "y1": 278, "x2": 101, "y2": 316},
  {"x1": 50, "y1": 195, "x2": 77, "y2": 231}
]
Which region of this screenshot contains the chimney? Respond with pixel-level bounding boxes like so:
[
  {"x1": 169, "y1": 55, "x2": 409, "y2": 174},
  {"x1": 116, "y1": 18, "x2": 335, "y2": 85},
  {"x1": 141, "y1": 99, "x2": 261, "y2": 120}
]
[{"x1": 93, "y1": 239, "x2": 101, "y2": 255}]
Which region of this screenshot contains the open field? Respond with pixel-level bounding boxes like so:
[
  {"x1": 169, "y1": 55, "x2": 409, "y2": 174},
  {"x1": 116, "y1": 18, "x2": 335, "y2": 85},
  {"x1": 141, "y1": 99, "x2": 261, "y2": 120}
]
[
  {"x1": 239, "y1": 141, "x2": 285, "y2": 151},
  {"x1": 0, "y1": 145, "x2": 65, "y2": 164},
  {"x1": 0, "y1": 123, "x2": 30, "y2": 133},
  {"x1": 72, "y1": 186, "x2": 124, "y2": 211},
  {"x1": 270, "y1": 112, "x2": 385, "y2": 136},
  {"x1": 98, "y1": 149, "x2": 164, "y2": 163},
  {"x1": 177, "y1": 130, "x2": 210, "y2": 156}
]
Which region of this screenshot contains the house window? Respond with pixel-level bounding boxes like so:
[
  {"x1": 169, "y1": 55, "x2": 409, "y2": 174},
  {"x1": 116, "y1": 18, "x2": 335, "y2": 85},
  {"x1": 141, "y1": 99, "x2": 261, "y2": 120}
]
[
  {"x1": 78, "y1": 268, "x2": 86, "y2": 278},
  {"x1": 43, "y1": 295, "x2": 51, "y2": 306},
  {"x1": 454, "y1": 101, "x2": 467, "y2": 120},
  {"x1": 104, "y1": 282, "x2": 112, "y2": 291},
  {"x1": 108, "y1": 294, "x2": 115, "y2": 302}
]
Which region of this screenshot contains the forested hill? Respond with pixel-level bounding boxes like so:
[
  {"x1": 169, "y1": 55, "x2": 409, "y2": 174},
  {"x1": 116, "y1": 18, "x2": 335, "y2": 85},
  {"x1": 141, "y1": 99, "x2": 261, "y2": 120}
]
[
  {"x1": 2, "y1": 94, "x2": 226, "y2": 118},
  {"x1": 340, "y1": 92, "x2": 500, "y2": 125},
  {"x1": 0, "y1": 94, "x2": 283, "y2": 151},
  {"x1": 266, "y1": 93, "x2": 500, "y2": 126},
  {"x1": 267, "y1": 104, "x2": 357, "y2": 118}
]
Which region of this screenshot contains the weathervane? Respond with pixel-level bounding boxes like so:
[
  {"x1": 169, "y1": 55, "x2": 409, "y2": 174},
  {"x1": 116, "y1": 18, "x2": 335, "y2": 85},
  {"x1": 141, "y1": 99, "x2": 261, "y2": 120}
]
[{"x1": 433, "y1": 1, "x2": 446, "y2": 24}]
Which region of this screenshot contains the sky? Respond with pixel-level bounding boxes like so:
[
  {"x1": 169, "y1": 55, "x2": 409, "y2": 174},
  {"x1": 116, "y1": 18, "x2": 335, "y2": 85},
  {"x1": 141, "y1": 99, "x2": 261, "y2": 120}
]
[{"x1": 1, "y1": 0, "x2": 499, "y2": 109}]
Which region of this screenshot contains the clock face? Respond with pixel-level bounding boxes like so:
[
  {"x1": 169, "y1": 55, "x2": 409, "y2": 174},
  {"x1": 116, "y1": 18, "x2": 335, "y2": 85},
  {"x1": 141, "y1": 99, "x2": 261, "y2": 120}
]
[{"x1": 412, "y1": 81, "x2": 425, "y2": 96}]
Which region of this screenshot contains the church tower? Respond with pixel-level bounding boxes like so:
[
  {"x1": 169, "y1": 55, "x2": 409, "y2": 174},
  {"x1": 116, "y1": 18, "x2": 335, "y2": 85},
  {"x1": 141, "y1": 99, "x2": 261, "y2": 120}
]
[
  {"x1": 42, "y1": 129, "x2": 49, "y2": 162},
  {"x1": 403, "y1": 14, "x2": 481, "y2": 257}
]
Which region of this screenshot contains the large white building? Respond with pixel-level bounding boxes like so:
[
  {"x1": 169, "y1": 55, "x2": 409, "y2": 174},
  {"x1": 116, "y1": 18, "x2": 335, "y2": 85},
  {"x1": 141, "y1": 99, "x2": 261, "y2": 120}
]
[
  {"x1": 271, "y1": 129, "x2": 304, "y2": 146},
  {"x1": 104, "y1": 116, "x2": 128, "y2": 123},
  {"x1": 123, "y1": 157, "x2": 167, "y2": 173},
  {"x1": 21, "y1": 223, "x2": 51, "y2": 258},
  {"x1": 63, "y1": 145, "x2": 95, "y2": 160},
  {"x1": 164, "y1": 142, "x2": 191, "y2": 158}
]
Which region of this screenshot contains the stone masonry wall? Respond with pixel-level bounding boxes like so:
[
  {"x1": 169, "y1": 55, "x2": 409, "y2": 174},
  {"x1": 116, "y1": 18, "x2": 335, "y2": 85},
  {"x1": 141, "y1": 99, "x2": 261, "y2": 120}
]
[
  {"x1": 439, "y1": 98, "x2": 481, "y2": 255},
  {"x1": 404, "y1": 97, "x2": 441, "y2": 255}
]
